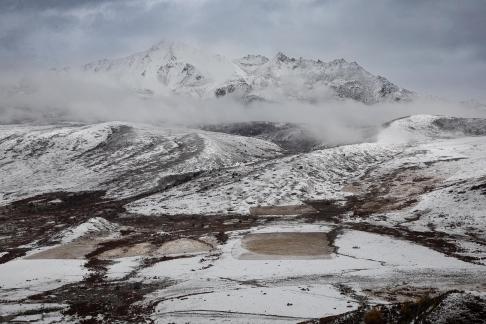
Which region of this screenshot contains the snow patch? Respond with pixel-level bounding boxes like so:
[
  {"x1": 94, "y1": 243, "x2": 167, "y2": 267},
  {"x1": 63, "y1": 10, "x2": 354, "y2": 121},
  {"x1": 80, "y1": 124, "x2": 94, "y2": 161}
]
[{"x1": 56, "y1": 217, "x2": 119, "y2": 244}]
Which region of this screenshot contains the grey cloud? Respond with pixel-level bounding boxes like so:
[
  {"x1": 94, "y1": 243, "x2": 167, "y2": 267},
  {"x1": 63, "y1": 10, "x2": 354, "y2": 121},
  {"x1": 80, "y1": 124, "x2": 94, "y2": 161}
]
[
  {"x1": 0, "y1": 0, "x2": 485, "y2": 101},
  {"x1": 0, "y1": 0, "x2": 115, "y2": 11}
]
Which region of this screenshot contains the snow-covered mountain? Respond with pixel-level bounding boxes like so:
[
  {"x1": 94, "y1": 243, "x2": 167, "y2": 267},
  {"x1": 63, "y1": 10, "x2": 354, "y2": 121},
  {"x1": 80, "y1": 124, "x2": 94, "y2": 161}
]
[{"x1": 81, "y1": 40, "x2": 413, "y2": 104}]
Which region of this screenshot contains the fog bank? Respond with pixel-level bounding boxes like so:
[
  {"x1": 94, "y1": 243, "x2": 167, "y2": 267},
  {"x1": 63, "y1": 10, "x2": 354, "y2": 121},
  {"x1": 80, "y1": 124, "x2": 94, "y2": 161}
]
[{"x1": 1, "y1": 71, "x2": 485, "y2": 145}]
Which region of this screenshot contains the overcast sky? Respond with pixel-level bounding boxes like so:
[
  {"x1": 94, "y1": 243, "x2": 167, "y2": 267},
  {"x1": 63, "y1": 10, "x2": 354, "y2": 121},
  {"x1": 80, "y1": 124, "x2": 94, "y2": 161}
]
[{"x1": 1, "y1": 0, "x2": 485, "y2": 101}]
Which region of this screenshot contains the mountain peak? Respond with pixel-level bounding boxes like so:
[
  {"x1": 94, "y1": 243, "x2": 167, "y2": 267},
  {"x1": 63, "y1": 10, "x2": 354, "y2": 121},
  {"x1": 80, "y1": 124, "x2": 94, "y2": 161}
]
[
  {"x1": 237, "y1": 54, "x2": 269, "y2": 67},
  {"x1": 81, "y1": 41, "x2": 413, "y2": 104},
  {"x1": 274, "y1": 52, "x2": 293, "y2": 62},
  {"x1": 329, "y1": 58, "x2": 348, "y2": 65}
]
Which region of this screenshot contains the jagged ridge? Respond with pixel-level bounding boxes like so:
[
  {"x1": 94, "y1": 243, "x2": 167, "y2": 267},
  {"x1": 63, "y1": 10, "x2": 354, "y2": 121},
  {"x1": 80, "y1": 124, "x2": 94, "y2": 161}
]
[{"x1": 82, "y1": 40, "x2": 413, "y2": 104}]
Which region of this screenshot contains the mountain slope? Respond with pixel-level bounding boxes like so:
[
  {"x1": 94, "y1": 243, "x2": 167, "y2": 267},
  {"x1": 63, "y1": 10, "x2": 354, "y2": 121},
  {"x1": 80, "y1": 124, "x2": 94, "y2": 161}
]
[
  {"x1": 0, "y1": 122, "x2": 282, "y2": 205},
  {"x1": 234, "y1": 53, "x2": 412, "y2": 104},
  {"x1": 82, "y1": 41, "x2": 243, "y2": 98}
]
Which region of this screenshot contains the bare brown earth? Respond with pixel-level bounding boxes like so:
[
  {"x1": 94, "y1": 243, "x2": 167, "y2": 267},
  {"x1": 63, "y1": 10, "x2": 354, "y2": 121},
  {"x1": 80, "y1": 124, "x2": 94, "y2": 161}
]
[
  {"x1": 250, "y1": 205, "x2": 318, "y2": 216},
  {"x1": 25, "y1": 238, "x2": 109, "y2": 260},
  {"x1": 96, "y1": 238, "x2": 213, "y2": 259},
  {"x1": 239, "y1": 232, "x2": 332, "y2": 259},
  {"x1": 0, "y1": 191, "x2": 123, "y2": 264}
]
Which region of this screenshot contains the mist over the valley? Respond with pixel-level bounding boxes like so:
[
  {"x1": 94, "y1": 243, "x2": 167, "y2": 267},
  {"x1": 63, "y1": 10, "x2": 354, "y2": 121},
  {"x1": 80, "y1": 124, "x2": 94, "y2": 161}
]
[{"x1": 1, "y1": 70, "x2": 485, "y2": 146}]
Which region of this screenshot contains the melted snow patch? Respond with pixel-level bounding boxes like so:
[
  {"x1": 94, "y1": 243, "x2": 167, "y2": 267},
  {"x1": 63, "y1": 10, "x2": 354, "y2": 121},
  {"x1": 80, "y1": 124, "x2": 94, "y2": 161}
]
[{"x1": 153, "y1": 238, "x2": 213, "y2": 257}]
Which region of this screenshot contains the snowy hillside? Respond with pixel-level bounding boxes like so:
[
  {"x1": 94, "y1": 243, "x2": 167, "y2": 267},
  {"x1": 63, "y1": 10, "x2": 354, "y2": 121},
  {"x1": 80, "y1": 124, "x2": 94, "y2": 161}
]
[
  {"x1": 378, "y1": 114, "x2": 486, "y2": 143},
  {"x1": 0, "y1": 122, "x2": 282, "y2": 205},
  {"x1": 200, "y1": 121, "x2": 323, "y2": 152},
  {"x1": 81, "y1": 41, "x2": 413, "y2": 104},
  {"x1": 2, "y1": 115, "x2": 484, "y2": 215},
  {"x1": 127, "y1": 142, "x2": 399, "y2": 215}
]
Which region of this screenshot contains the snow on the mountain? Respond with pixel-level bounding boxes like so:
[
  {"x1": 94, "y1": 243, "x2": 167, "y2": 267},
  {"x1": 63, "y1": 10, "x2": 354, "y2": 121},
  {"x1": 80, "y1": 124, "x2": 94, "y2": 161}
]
[
  {"x1": 377, "y1": 114, "x2": 486, "y2": 144},
  {"x1": 2, "y1": 114, "x2": 483, "y2": 221},
  {"x1": 0, "y1": 122, "x2": 282, "y2": 205},
  {"x1": 81, "y1": 40, "x2": 412, "y2": 104},
  {"x1": 235, "y1": 54, "x2": 270, "y2": 72},
  {"x1": 236, "y1": 54, "x2": 412, "y2": 104},
  {"x1": 377, "y1": 114, "x2": 442, "y2": 143},
  {"x1": 82, "y1": 40, "x2": 245, "y2": 98},
  {"x1": 127, "y1": 143, "x2": 399, "y2": 215},
  {"x1": 54, "y1": 217, "x2": 119, "y2": 244}
]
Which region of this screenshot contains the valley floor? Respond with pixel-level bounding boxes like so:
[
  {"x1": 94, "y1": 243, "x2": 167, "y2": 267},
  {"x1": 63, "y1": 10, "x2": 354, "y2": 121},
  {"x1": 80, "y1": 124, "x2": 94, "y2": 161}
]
[{"x1": 0, "y1": 116, "x2": 485, "y2": 323}]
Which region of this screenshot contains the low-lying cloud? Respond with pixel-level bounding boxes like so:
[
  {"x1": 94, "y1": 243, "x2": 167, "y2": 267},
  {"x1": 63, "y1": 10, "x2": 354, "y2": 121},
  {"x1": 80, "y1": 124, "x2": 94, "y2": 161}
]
[{"x1": 1, "y1": 70, "x2": 485, "y2": 146}]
